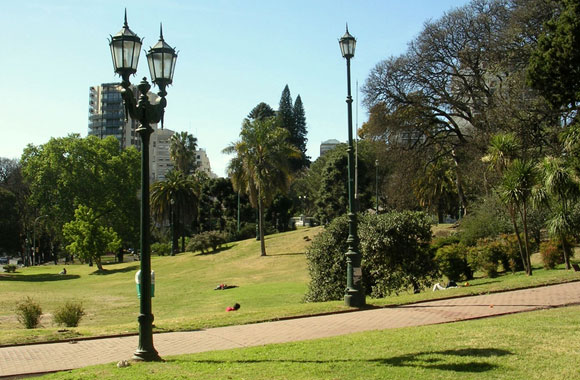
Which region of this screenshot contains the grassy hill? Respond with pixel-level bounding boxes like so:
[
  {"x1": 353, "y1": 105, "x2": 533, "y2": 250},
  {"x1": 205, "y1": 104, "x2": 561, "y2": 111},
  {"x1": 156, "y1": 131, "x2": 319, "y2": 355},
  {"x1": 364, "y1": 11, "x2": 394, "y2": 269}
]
[{"x1": 1, "y1": 224, "x2": 579, "y2": 346}]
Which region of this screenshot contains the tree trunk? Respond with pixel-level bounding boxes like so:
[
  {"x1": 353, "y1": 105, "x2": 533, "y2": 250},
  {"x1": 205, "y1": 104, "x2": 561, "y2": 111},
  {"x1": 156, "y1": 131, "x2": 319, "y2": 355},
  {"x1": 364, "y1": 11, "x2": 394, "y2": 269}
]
[
  {"x1": 561, "y1": 234, "x2": 572, "y2": 270},
  {"x1": 95, "y1": 256, "x2": 104, "y2": 271},
  {"x1": 509, "y1": 206, "x2": 528, "y2": 274},
  {"x1": 520, "y1": 202, "x2": 532, "y2": 276},
  {"x1": 258, "y1": 195, "x2": 266, "y2": 256},
  {"x1": 451, "y1": 149, "x2": 467, "y2": 217}
]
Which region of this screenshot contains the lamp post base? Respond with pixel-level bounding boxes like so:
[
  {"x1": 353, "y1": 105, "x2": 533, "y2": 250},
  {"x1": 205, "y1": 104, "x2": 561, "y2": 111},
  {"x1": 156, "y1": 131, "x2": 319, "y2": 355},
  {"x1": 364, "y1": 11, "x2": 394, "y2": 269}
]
[
  {"x1": 344, "y1": 289, "x2": 365, "y2": 308},
  {"x1": 132, "y1": 349, "x2": 163, "y2": 362}
]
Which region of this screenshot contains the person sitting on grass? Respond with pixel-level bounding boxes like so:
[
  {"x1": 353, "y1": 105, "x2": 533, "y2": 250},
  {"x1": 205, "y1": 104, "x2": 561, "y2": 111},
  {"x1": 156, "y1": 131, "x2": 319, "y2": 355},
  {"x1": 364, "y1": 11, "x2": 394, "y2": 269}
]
[
  {"x1": 59, "y1": 268, "x2": 67, "y2": 275},
  {"x1": 226, "y1": 303, "x2": 240, "y2": 312}
]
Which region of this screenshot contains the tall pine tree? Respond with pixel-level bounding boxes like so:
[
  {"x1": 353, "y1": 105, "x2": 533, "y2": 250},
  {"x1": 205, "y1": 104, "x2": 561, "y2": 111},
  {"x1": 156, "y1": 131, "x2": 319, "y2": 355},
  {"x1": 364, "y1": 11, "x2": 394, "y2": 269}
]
[
  {"x1": 293, "y1": 95, "x2": 309, "y2": 167},
  {"x1": 277, "y1": 85, "x2": 309, "y2": 171}
]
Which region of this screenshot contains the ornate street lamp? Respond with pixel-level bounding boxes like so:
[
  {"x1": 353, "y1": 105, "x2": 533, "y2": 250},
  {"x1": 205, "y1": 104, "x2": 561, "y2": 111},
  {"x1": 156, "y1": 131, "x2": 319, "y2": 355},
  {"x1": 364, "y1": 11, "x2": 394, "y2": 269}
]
[
  {"x1": 339, "y1": 25, "x2": 365, "y2": 308},
  {"x1": 109, "y1": 10, "x2": 178, "y2": 362}
]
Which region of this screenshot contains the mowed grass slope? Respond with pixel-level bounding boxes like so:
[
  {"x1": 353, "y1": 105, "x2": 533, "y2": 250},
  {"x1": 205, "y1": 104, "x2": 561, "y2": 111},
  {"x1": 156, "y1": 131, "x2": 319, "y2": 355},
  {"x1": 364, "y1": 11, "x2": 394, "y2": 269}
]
[
  {"x1": 41, "y1": 305, "x2": 580, "y2": 380},
  {"x1": 0, "y1": 227, "x2": 336, "y2": 345},
  {"x1": 1, "y1": 223, "x2": 580, "y2": 346}
]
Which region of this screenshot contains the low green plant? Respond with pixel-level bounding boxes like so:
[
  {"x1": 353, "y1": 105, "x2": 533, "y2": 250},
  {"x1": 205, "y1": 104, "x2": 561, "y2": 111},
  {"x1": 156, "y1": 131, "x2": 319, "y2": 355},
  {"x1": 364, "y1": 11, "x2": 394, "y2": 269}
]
[
  {"x1": 53, "y1": 301, "x2": 85, "y2": 327},
  {"x1": 539, "y1": 240, "x2": 563, "y2": 269},
  {"x1": 434, "y1": 242, "x2": 473, "y2": 281},
  {"x1": 3, "y1": 264, "x2": 17, "y2": 273},
  {"x1": 305, "y1": 211, "x2": 438, "y2": 301},
  {"x1": 468, "y1": 238, "x2": 505, "y2": 278},
  {"x1": 150, "y1": 242, "x2": 171, "y2": 256},
  {"x1": 186, "y1": 231, "x2": 227, "y2": 253},
  {"x1": 15, "y1": 297, "x2": 42, "y2": 329}
]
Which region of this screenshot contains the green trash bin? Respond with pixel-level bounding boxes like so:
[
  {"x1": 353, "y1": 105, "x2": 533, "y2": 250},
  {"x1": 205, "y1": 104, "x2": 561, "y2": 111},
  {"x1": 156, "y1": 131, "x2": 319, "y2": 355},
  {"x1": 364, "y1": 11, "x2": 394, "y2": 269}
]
[{"x1": 135, "y1": 270, "x2": 155, "y2": 298}]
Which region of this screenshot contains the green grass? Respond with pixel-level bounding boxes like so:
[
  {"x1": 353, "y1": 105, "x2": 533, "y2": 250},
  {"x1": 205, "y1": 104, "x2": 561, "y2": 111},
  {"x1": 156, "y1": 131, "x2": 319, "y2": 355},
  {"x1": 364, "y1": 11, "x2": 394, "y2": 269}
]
[
  {"x1": 1, "y1": 225, "x2": 579, "y2": 346},
  {"x1": 40, "y1": 305, "x2": 580, "y2": 379}
]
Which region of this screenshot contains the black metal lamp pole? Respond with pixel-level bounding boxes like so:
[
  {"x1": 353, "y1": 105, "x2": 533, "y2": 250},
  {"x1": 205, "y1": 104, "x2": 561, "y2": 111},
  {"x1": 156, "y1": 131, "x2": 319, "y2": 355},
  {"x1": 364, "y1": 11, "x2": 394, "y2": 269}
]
[
  {"x1": 339, "y1": 26, "x2": 365, "y2": 308},
  {"x1": 109, "y1": 10, "x2": 178, "y2": 362}
]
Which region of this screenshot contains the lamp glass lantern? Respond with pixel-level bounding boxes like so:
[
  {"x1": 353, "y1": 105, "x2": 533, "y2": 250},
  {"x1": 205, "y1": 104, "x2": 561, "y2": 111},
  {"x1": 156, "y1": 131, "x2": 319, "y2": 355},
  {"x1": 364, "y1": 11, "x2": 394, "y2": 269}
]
[
  {"x1": 146, "y1": 25, "x2": 178, "y2": 90},
  {"x1": 339, "y1": 28, "x2": 356, "y2": 59},
  {"x1": 109, "y1": 12, "x2": 143, "y2": 78}
]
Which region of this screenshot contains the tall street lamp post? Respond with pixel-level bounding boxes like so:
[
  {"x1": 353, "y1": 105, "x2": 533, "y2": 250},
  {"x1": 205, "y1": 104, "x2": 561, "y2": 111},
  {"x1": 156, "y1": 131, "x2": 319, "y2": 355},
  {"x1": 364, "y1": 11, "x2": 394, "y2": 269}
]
[
  {"x1": 109, "y1": 10, "x2": 178, "y2": 362},
  {"x1": 339, "y1": 26, "x2": 365, "y2": 308},
  {"x1": 170, "y1": 198, "x2": 176, "y2": 256}
]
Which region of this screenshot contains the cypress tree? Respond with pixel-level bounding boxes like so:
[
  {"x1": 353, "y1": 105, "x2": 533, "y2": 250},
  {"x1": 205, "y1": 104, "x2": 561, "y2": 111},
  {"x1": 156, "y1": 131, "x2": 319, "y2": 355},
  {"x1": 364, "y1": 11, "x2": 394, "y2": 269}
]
[{"x1": 293, "y1": 95, "x2": 309, "y2": 168}]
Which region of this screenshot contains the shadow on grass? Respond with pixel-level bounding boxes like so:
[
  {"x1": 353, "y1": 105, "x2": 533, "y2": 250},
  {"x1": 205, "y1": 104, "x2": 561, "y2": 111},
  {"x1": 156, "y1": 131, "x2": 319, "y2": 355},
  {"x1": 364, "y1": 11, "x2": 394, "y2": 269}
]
[
  {"x1": 171, "y1": 348, "x2": 511, "y2": 373},
  {"x1": 375, "y1": 348, "x2": 512, "y2": 372},
  {"x1": 89, "y1": 265, "x2": 139, "y2": 275},
  {"x1": 0, "y1": 273, "x2": 81, "y2": 282},
  {"x1": 267, "y1": 252, "x2": 305, "y2": 257},
  {"x1": 195, "y1": 246, "x2": 233, "y2": 256}
]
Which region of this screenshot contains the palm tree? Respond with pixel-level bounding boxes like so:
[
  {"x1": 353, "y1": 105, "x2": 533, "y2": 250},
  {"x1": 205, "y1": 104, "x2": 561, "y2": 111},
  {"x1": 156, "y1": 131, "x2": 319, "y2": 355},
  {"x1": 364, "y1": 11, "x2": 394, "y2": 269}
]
[
  {"x1": 500, "y1": 159, "x2": 537, "y2": 275},
  {"x1": 412, "y1": 158, "x2": 458, "y2": 223},
  {"x1": 223, "y1": 117, "x2": 300, "y2": 256},
  {"x1": 150, "y1": 170, "x2": 200, "y2": 254},
  {"x1": 170, "y1": 132, "x2": 198, "y2": 174},
  {"x1": 536, "y1": 156, "x2": 580, "y2": 269}
]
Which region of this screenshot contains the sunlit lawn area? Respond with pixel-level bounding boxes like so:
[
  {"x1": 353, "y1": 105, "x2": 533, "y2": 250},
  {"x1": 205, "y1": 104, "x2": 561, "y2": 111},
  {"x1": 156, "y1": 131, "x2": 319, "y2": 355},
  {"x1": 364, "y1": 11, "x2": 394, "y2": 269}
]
[
  {"x1": 1, "y1": 225, "x2": 579, "y2": 346},
  {"x1": 40, "y1": 305, "x2": 580, "y2": 380}
]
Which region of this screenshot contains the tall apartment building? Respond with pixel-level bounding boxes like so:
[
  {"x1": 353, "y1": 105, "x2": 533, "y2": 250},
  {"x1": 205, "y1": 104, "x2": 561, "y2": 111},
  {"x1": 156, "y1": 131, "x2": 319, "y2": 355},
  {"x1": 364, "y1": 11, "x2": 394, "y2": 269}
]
[
  {"x1": 88, "y1": 83, "x2": 216, "y2": 181},
  {"x1": 320, "y1": 139, "x2": 341, "y2": 156},
  {"x1": 88, "y1": 83, "x2": 140, "y2": 149}
]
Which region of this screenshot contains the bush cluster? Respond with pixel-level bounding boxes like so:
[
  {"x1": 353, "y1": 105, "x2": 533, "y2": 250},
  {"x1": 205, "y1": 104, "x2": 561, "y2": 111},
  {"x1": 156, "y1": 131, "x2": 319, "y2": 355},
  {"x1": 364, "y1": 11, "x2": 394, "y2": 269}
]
[
  {"x1": 433, "y1": 240, "x2": 473, "y2": 281},
  {"x1": 186, "y1": 231, "x2": 227, "y2": 254},
  {"x1": 53, "y1": 301, "x2": 85, "y2": 327},
  {"x1": 15, "y1": 297, "x2": 43, "y2": 329},
  {"x1": 305, "y1": 211, "x2": 438, "y2": 301},
  {"x1": 14, "y1": 298, "x2": 86, "y2": 329},
  {"x1": 151, "y1": 242, "x2": 172, "y2": 256},
  {"x1": 539, "y1": 240, "x2": 563, "y2": 269}
]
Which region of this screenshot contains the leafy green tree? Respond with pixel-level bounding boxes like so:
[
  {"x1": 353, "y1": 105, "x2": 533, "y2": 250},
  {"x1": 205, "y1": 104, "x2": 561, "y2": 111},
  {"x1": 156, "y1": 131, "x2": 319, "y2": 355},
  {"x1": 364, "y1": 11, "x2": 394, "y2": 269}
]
[
  {"x1": 0, "y1": 187, "x2": 19, "y2": 255},
  {"x1": 21, "y1": 135, "x2": 140, "y2": 251},
  {"x1": 224, "y1": 117, "x2": 300, "y2": 256},
  {"x1": 150, "y1": 170, "x2": 200, "y2": 254},
  {"x1": 170, "y1": 131, "x2": 198, "y2": 174},
  {"x1": 63, "y1": 205, "x2": 122, "y2": 271},
  {"x1": 527, "y1": 0, "x2": 580, "y2": 110}
]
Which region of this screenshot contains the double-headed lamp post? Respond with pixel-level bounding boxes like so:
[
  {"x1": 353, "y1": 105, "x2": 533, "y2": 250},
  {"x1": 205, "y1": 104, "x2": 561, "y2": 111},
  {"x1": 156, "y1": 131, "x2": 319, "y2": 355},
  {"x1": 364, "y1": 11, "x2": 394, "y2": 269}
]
[
  {"x1": 339, "y1": 26, "x2": 365, "y2": 308},
  {"x1": 109, "y1": 10, "x2": 178, "y2": 362}
]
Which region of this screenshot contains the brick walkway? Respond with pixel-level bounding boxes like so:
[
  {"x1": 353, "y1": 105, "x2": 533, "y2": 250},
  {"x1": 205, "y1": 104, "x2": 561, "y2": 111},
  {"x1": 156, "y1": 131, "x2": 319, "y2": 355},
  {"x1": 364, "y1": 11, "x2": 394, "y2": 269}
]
[{"x1": 2, "y1": 281, "x2": 580, "y2": 378}]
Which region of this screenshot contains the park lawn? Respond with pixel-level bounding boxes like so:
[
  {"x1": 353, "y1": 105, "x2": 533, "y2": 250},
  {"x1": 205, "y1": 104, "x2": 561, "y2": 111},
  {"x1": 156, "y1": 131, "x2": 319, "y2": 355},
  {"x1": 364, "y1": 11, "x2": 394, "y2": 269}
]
[
  {"x1": 1, "y1": 224, "x2": 579, "y2": 346},
  {"x1": 40, "y1": 305, "x2": 580, "y2": 380}
]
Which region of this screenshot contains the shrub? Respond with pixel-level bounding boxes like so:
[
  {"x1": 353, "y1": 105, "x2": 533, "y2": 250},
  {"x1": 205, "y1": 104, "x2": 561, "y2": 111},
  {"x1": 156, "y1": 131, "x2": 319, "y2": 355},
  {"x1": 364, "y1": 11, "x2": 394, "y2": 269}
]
[
  {"x1": 15, "y1": 297, "x2": 42, "y2": 329},
  {"x1": 434, "y1": 242, "x2": 473, "y2": 281},
  {"x1": 498, "y1": 234, "x2": 525, "y2": 273},
  {"x1": 53, "y1": 301, "x2": 85, "y2": 327},
  {"x1": 150, "y1": 242, "x2": 171, "y2": 256},
  {"x1": 458, "y1": 194, "x2": 512, "y2": 246},
  {"x1": 186, "y1": 231, "x2": 227, "y2": 254},
  {"x1": 539, "y1": 240, "x2": 563, "y2": 269},
  {"x1": 305, "y1": 211, "x2": 438, "y2": 301},
  {"x1": 467, "y1": 238, "x2": 504, "y2": 278},
  {"x1": 3, "y1": 264, "x2": 16, "y2": 273}
]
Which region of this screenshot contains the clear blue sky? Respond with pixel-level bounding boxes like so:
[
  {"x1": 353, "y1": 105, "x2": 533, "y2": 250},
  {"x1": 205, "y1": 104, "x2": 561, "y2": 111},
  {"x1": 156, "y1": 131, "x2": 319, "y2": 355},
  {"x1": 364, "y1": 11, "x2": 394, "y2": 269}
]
[{"x1": 1, "y1": 0, "x2": 471, "y2": 177}]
